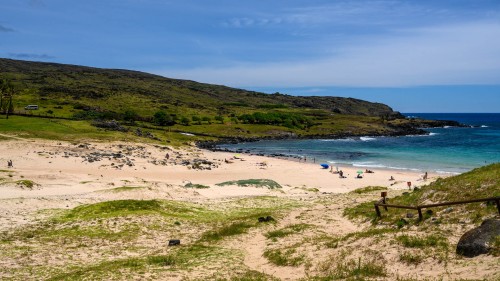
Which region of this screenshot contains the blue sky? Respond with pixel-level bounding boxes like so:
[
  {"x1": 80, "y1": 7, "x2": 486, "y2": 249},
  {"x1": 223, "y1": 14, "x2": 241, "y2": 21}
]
[{"x1": 1, "y1": 0, "x2": 500, "y2": 112}]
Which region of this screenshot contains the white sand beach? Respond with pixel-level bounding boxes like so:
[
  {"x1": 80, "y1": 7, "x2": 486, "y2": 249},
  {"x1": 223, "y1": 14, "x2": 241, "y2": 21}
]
[
  {"x1": 0, "y1": 139, "x2": 431, "y2": 200},
  {"x1": 1, "y1": 138, "x2": 497, "y2": 281}
]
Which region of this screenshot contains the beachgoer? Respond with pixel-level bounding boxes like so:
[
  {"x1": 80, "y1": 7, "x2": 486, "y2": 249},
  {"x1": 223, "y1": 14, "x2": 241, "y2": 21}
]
[
  {"x1": 407, "y1": 181, "x2": 412, "y2": 190},
  {"x1": 356, "y1": 173, "x2": 362, "y2": 179},
  {"x1": 423, "y1": 172, "x2": 428, "y2": 180},
  {"x1": 7, "y1": 160, "x2": 12, "y2": 168},
  {"x1": 165, "y1": 153, "x2": 170, "y2": 159},
  {"x1": 339, "y1": 170, "x2": 344, "y2": 178},
  {"x1": 389, "y1": 176, "x2": 394, "y2": 181}
]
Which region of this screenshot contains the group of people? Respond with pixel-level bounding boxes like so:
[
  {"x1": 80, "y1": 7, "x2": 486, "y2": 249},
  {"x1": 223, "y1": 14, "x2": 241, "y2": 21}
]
[{"x1": 324, "y1": 163, "x2": 430, "y2": 182}]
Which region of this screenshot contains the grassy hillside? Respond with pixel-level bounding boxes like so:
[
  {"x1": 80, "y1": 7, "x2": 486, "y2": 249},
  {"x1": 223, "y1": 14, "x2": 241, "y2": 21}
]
[
  {"x1": 0, "y1": 58, "x2": 401, "y2": 118},
  {"x1": 1, "y1": 58, "x2": 457, "y2": 142}
]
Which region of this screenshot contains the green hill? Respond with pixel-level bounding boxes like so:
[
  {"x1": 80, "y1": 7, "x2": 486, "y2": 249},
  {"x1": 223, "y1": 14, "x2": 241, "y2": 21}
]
[
  {"x1": 0, "y1": 58, "x2": 457, "y2": 142},
  {"x1": 0, "y1": 58, "x2": 401, "y2": 116}
]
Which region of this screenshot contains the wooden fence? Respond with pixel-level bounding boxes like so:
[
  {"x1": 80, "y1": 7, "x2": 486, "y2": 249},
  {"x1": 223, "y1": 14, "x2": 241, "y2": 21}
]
[{"x1": 374, "y1": 195, "x2": 500, "y2": 221}]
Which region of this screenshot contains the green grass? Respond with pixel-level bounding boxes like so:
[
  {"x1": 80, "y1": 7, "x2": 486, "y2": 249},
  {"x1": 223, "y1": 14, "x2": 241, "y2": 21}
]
[
  {"x1": 57, "y1": 199, "x2": 211, "y2": 222},
  {"x1": 344, "y1": 163, "x2": 500, "y2": 224},
  {"x1": 332, "y1": 257, "x2": 387, "y2": 279},
  {"x1": 110, "y1": 186, "x2": 145, "y2": 192},
  {"x1": 350, "y1": 186, "x2": 387, "y2": 194},
  {"x1": 399, "y1": 251, "x2": 424, "y2": 265},
  {"x1": 15, "y1": 179, "x2": 36, "y2": 188},
  {"x1": 396, "y1": 234, "x2": 449, "y2": 249},
  {"x1": 263, "y1": 248, "x2": 305, "y2": 266},
  {"x1": 61, "y1": 200, "x2": 163, "y2": 220},
  {"x1": 0, "y1": 115, "x2": 217, "y2": 146},
  {"x1": 216, "y1": 179, "x2": 282, "y2": 189},
  {"x1": 265, "y1": 223, "x2": 312, "y2": 239},
  {"x1": 209, "y1": 270, "x2": 280, "y2": 281},
  {"x1": 0, "y1": 116, "x2": 127, "y2": 141},
  {"x1": 46, "y1": 254, "x2": 179, "y2": 281},
  {"x1": 316, "y1": 251, "x2": 387, "y2": 279},
  {"x1": 200, "y1": 222, "x2": 254, "y2": 242},
  {"x1": 146, "y1": 254, "x2": 177, "y2": 266},
  {"x1": 492, "y1": 235, "x2": 500, "y2": 256},
  {"x1": 184, "y1": 182, "x2": 210, "y2": 189}
]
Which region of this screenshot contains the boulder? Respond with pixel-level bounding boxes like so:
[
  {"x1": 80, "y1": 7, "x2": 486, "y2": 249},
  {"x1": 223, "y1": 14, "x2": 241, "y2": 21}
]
[{"x1": 456, "y1": 218, "x2": 500, "y2": 257}]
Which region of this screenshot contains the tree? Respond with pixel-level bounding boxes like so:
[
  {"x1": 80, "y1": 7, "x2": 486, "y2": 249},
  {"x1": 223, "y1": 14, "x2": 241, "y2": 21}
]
[
  {"x1": 0, "y1": 79, "x2": 15, "y2": 119},
  {"x1": 123, "y1": 109, "x2": 139, "y2": 124},
  {"x1": 202, "y1": 116, "x2": 212, "y2": 124},
  {"x1": 0, "y1": 80, "x2": 4, "y2": 114},
  {"x1": 180, "y1": 116, "x2": 190, "y2": 126},
  {"x1": 192, "y1": 115, "x2": 201, "y2": 125},
  {"x1": 215, "y1": 115, "x2": 224, "y2": 124},
  {"x1": 153, "y1": 111, "x2": 174, "y2": 126}
]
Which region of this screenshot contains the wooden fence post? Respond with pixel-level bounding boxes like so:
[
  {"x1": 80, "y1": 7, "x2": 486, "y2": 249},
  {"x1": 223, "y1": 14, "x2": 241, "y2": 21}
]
[{"x1": 375, "y1": 204, "x2": 381, "y2": 217}]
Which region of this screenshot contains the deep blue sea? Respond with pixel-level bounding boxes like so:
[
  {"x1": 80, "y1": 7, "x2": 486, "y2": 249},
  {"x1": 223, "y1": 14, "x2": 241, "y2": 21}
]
[{"x1": 218, "y1": 113, "x2": 500, "y2": 174}]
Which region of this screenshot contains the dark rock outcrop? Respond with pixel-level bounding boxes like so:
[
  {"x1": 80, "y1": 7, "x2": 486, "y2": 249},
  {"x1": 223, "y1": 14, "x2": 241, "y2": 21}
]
[{"x1": 456, "y1": 218, "x2": 500, "y2": 257}]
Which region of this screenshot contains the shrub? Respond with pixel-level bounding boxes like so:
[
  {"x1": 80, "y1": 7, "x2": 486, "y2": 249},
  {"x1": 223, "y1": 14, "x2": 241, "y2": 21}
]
[{"x1": 153, "y1": 111, "x2": 174, "y2": 126}]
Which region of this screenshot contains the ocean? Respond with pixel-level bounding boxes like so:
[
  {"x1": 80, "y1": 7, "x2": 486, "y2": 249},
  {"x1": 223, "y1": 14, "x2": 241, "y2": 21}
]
[{"x1": 218, "y1": 113, "x2": 500, "y2": 174}]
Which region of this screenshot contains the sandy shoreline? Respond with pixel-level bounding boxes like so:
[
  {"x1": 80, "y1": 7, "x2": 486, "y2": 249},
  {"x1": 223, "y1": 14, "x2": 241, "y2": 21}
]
[
  {"x1": 2, "y1": 138, "x2": 498, "y2": 281},
  {"x1": 0, "y1": 139, "x2": 436, "y2": 200}
]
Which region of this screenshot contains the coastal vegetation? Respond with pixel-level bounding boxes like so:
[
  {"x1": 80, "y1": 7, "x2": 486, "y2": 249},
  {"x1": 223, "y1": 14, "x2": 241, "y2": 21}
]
[
  {"x1": 344, "y1": 163, "x2": 500, "y2": 225},
  {"x1": 0, "y1": 58, "x2": 459, "y2": 144},
  {"x1": 216, "y1": 179, "x2": 282, "y2": 189}
]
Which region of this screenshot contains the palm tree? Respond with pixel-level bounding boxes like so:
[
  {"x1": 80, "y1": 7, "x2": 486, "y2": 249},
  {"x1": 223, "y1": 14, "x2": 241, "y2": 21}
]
[
  {"x1": 0, "y1": 79, "x2": 15, "y2": 119},
  {"x1": 0, "y1": 79, "x2": 6, "y2": 115}
]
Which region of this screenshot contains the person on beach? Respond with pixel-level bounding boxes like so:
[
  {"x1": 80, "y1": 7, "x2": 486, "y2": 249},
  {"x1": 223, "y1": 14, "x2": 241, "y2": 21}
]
[
  {"x1": 356, "y1": 173, "x2": 363, "y2": 179},
  {"x1": 339, "y1": 170, "x2": 345, "y2": 178},
  {"x1": 389, "y1": 176, "x2": 395, "y2": 181},
  {"x1": 423, "y1": 172, "x2": 428, "y2": 180},
  {"x1": 7, "y1": 160, "x2": 13, "y2": 168}
]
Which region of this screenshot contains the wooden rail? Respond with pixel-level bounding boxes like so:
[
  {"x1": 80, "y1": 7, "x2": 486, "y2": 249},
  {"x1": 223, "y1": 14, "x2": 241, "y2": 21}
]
[{"x1": 374, "y1": 196, "x2": 500, "y2": 221}]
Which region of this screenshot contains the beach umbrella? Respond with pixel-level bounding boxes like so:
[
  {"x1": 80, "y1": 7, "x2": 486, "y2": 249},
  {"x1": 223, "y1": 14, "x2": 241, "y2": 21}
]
[
  {"x1": 320, "y1": 163, "x2": 329, "y2": 169},
  {"x1": 357, "y1": 170, "x2": 364, "y2": 174}
]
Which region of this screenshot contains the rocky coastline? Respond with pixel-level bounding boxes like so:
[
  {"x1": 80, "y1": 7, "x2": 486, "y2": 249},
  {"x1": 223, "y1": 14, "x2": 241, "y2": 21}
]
[{"x1": 197, "y1": 118, "x2": 464, "y2": 151}]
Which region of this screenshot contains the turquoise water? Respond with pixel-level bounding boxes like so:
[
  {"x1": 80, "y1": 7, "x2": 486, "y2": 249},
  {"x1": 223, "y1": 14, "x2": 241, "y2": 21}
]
[{"x1": 218, "y1": 113, "x2": 500, "y2": 174}]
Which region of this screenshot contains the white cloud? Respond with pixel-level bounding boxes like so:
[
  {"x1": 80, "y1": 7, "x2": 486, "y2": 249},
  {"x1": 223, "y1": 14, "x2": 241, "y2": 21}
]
[{"x1": 161, "y1": 22, "x2": 500, "y2": 87}]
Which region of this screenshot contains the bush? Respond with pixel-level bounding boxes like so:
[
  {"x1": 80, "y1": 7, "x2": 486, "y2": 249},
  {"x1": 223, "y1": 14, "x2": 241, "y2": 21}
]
[
  {"x1": 123, "y1": 109, "x2": 138, "y2": 123},
  {"x1": 238, "y1": 111, "x2": 312, "y2": 129},
  {"x1": 180, "y1": 116, "x2": 190, "y2": 126},
  {"x1": 153, "y1": 111, "x2": 174, "y2": 126}
]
